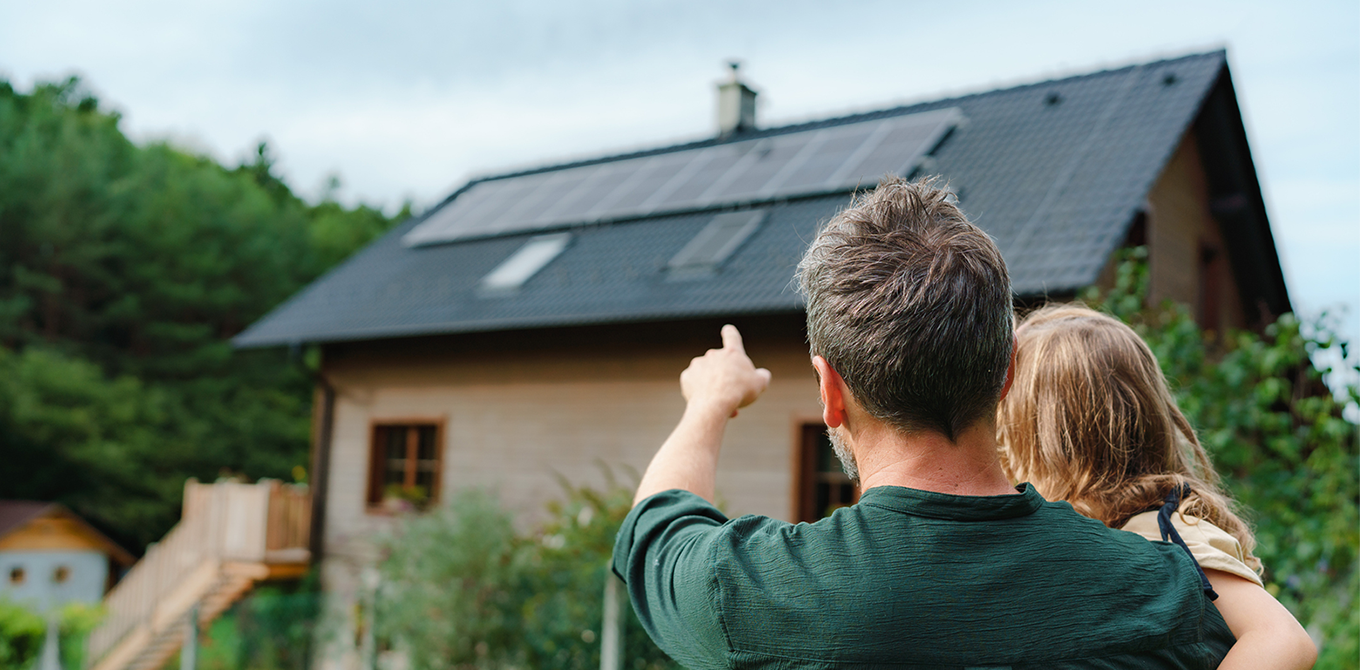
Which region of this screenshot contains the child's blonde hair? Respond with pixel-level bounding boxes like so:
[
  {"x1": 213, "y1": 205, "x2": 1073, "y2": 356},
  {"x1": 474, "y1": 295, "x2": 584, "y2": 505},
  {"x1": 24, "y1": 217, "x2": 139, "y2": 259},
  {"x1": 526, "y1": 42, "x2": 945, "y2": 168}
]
[{"x1": 996, "y1": 304, "x2": 1255, "y2": 556}]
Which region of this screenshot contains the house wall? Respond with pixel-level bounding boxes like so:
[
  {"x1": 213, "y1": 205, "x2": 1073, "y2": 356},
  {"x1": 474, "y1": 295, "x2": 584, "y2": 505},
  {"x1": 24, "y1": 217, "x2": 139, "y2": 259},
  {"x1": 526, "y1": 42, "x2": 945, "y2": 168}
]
[
  {"x1": 312, "y1": 319, "x2": 820, "y2": 669},
  {"x1": 1144, "y1": 129, "x2": 1247, "y2": 332},
  {"x1": 0, "y1": 550, "x2": 107, "y2": 610},
  {"x1": 320, "y1": 324, "x2": 820, "y2": 550}
]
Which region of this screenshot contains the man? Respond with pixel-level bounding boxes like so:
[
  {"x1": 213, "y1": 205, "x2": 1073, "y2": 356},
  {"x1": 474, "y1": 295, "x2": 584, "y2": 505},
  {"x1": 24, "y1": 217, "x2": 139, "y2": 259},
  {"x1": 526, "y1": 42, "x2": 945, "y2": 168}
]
[{"x1": 612, "y1": 177, "x2": 1235, "y2": 668}]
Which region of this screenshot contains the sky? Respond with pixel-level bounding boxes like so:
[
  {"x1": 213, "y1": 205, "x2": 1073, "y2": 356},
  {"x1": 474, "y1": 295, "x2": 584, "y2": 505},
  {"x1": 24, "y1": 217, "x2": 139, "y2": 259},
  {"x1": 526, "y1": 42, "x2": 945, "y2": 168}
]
[{"x1": 2, "y1": 0, "x2": 1357, "y2": 346}]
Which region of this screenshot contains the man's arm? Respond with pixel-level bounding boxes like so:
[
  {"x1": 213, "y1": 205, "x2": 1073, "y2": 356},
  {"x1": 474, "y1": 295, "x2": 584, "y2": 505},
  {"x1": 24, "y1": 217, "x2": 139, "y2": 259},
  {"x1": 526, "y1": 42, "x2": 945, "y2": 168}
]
[{"x1": 633, "y1": 325, "x2": 771, "y2": 505}]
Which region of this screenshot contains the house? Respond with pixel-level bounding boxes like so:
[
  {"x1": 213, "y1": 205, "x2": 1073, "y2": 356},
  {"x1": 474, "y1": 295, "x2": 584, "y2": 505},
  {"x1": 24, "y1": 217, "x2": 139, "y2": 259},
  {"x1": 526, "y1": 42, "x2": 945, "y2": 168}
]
[
  {"x1": 234, "y1": 49, "x2": 1288, "y2": 665},
  {"x1": 0, "y1": 501, "x2": 135, "y2": 611}
]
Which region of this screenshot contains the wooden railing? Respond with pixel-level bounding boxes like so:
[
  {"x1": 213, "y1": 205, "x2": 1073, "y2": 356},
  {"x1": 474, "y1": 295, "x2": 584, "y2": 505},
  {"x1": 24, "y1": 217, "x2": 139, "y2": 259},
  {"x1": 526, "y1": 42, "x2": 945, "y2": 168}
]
[{"x1": 86, "y1": 479, "x2": 310, "y2": 669}]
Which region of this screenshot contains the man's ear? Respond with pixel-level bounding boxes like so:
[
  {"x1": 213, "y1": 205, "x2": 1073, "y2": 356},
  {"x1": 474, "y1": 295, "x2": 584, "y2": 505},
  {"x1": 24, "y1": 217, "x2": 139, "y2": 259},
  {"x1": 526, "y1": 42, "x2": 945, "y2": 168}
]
[
  {"x1": 812, "y1": 356, "x2": 848, "y2": 428},
  {"x1": 999, "y1": 335, "x2": 1017, "y2": 402}
]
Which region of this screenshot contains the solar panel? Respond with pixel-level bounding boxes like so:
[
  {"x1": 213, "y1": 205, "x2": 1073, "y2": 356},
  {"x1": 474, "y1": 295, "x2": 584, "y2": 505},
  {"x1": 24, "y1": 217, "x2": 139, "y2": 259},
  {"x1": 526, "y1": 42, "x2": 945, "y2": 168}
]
[
  {"x1": 661, "y1": 144, "x2": 745, "y2": 205},
  {"x1": 776, "y1": 125, "x2": 879, "y2": 192},
  {"x1": 539, "y1": 162, "x2": 631, "y2": 223},
  {"x1": 602, "y1": 151, "x2": 696, "y2": 213},
  {"x1": 711, "y1": 134, "x2": 815, "y2": 199},
  {"x1": 405, "y1": 107, "x2": 961, "y2": 247}
]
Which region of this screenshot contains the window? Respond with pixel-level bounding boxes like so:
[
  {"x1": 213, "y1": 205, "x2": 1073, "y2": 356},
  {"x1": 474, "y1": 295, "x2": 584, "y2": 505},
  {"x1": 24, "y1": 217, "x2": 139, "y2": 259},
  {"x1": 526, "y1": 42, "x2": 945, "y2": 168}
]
[
  {"x1": 479, "y1": 233, "x2": 571, "y2": 293},
  {"x1": 667, "y1": 210, "x2": 765, "y2": 279},
  {"x1": 53, "y1": 566, "x2": 70, "y2": 583},
  {"x1": 8, "y1": 567, "x2": 24, "y2": 585},
  {"x1": 1197, "y1": 240, "x2": 1222, "y2": 334},
  {"x1": 368, "y1": 423, "x2": 443, "y2": 511},
  {"x1": 796, "y1": 423, "x2": 858, "y2": 522}
]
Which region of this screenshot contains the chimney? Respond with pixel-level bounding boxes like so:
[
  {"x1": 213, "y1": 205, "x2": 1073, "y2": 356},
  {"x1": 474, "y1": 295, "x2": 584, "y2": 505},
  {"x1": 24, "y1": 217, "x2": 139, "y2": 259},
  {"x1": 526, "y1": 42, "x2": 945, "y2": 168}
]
[{"x1": 717, "y1": 61, "x2": 757, "y2": 137}]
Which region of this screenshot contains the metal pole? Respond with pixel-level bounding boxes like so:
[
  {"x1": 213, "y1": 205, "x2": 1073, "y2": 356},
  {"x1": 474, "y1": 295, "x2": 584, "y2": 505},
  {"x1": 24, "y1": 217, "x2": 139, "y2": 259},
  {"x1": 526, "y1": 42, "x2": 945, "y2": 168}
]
[
  {"x1": 38, "y1": 610, "x2": 61, "y2": 670},
  {"x1": 180, "y1": 605, "x2": 198, "y2": 670},
  {"x1": 360, "y1": 567, "x2": 379, "y2": 670},
  {"x1": 600, "y1": 571, "x2": 624, "y2": 670}
]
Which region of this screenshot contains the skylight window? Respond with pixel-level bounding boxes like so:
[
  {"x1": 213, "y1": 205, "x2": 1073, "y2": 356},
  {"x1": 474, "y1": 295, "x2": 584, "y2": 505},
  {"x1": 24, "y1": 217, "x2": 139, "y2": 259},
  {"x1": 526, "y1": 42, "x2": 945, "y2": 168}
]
[
  {"x1": 480, "y1": 233, "x2": 571, "y2": 293},
  {"x1": 668, "y1": 210, "x2": 765, "y2": 279}
]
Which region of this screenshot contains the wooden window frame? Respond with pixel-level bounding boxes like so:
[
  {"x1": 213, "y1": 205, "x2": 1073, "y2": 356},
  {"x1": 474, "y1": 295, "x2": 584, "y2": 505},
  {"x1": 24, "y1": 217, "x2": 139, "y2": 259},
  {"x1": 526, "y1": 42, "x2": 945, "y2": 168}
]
[
  {"x1": 792, "y1": 420, "x2": 859, "y2": 523},
  {"x1": 1197, "y1": 239, "x2": 1223, "y2": 334},
  {"x1": 366, "y1": 418, "x2": 445, "y2": 514}
]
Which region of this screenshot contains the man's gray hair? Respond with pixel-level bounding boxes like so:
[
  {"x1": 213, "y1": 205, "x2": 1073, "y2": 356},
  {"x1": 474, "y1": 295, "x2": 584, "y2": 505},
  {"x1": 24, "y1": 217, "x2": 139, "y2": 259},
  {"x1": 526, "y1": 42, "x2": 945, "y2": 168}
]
[{"x1": 796, "y1": 176, "x2": 1014, "y2": 441}]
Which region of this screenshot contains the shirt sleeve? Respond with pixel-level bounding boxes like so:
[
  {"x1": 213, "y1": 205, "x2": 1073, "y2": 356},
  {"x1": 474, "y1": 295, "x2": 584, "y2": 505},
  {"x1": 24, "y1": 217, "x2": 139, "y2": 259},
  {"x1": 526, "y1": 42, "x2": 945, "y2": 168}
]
[
  {"x1": 1121, "y1": 511, "x2": 1264, "y2": 586},
  {"x1": 612, "y1": 490, "x2": 732, "y2": 669}
]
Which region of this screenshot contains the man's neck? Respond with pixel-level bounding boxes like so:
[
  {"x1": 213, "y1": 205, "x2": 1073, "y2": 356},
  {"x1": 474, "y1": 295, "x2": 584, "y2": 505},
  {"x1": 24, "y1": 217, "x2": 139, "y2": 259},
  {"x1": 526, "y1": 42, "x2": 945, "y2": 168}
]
[{"x1": 853, "y1": 420, "x2": 1017, "y2": 497}]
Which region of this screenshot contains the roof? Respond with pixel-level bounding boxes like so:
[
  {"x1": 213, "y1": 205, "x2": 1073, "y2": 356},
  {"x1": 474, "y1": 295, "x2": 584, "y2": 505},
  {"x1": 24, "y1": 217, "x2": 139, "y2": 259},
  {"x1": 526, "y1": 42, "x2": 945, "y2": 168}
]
[
  {"x1": 236, "y1": 50, "x2": 1270, "y2": 348},
  {"x1": 0, "y1": 501, "x2": 51, "y2": 538},
  {"x1": 0, "y1": 501, "x2": 136, "y2": 565}
]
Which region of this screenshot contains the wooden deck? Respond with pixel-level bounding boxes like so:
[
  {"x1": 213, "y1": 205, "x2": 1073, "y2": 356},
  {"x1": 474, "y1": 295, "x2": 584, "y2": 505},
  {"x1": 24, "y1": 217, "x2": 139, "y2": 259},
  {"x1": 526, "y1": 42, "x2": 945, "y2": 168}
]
[{"x1": 86, "y1": 480, "x2": 311, "y2": 670}]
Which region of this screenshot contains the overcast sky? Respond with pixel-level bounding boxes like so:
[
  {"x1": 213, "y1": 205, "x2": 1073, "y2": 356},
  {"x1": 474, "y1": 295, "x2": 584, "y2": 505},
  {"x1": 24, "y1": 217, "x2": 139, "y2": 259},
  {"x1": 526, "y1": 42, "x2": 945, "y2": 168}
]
[{"x1": 2, "y1": 0, "x2": 1357, "y2": 344}]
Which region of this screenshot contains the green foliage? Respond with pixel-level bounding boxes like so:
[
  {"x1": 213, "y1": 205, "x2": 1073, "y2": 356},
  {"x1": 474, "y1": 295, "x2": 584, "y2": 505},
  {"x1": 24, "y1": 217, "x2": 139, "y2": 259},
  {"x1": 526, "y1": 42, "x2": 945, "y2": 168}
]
[
  {"x1": 377, "y1": 490, "x2": 523, "y2": 668},
  {"x1": 0, "y1": 76, "x2": 402, "y2": 550},
  {"x1": 197, "y1": 573, "x2": 322, "y2": 670},
  {"x1": 1081, "y1": 247, "x2": 1359, "y2": 666},
  {"x1": 517, "y1": 476, "x2": 673, "y2": 670},
  {"x1": 375, "y1": 482, "x2": 677, "y2": 670},
  {"x1": 0, "y1": 599, "x2": 103, "y2": 669},
  {"x1": 58, "y1": 601, "x2": 103, "y2": 670},
  {"x1": 0, "y1": 599, "x2": 43, "y2": 668}
]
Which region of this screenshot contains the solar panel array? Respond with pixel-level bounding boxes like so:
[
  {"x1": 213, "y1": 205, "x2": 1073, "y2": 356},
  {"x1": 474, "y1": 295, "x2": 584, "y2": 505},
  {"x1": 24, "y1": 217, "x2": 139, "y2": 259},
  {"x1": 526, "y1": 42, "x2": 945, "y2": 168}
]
[{"x1": 404, "y1": 107, "x2": 962, "y2": 247}]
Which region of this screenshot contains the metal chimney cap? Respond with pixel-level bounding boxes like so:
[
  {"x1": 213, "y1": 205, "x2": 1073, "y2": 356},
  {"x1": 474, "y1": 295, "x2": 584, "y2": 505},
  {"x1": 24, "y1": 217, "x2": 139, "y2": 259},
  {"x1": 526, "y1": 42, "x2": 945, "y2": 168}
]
[{"x1": 717, "y1": 60, "x2": 757, "y2": 136}]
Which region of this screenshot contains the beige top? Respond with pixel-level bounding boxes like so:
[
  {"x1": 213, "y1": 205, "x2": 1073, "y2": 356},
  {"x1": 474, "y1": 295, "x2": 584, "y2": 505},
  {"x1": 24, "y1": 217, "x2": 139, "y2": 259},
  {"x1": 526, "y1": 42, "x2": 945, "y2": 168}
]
[{"x1": 1122, "y1": 510, "x2": 1264, "y2": 586}]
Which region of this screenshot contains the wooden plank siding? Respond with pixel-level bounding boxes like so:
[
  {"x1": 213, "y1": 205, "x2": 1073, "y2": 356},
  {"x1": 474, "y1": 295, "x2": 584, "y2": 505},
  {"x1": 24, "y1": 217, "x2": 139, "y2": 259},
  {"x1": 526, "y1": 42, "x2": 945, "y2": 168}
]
[
  {"x1": 1145, "y1": 130, "x2": 1248, "y2": 333},
  {"x1": 318, "y1": 318, "x2": 823, "y2": 552},
  {"x1": 1087, "y1": 130, "x2": 1249, "y2": 333}
]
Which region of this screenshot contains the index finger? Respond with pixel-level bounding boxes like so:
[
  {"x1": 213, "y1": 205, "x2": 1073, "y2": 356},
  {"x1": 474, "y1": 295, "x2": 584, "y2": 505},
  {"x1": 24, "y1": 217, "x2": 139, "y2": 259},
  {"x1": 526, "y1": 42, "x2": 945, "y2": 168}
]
[{"x1": 721, "y1": 324, "x2": 745, "y2": 354}]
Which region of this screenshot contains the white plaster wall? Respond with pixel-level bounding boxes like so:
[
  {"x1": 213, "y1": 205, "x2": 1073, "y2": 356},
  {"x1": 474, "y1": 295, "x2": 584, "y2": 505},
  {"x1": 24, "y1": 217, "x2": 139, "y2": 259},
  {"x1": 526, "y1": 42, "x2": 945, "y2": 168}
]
[{"x1": 0, "y1": 550, "x2": 107, "y2": 611}]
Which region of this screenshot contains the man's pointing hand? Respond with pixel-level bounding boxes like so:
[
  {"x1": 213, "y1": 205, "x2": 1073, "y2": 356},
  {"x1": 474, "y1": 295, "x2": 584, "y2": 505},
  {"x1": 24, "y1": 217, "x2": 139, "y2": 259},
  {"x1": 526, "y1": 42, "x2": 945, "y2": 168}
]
[{"x1": 680, "y1": 325, "x2": 773, "y2": 418}]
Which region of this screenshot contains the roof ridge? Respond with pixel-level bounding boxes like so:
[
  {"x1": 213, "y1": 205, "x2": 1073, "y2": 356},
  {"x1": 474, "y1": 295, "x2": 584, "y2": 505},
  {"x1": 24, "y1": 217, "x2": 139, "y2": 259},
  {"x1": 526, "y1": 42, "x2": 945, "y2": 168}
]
[{"x1": 462, "y1": 49, "x2": 1226, "y2": 186}]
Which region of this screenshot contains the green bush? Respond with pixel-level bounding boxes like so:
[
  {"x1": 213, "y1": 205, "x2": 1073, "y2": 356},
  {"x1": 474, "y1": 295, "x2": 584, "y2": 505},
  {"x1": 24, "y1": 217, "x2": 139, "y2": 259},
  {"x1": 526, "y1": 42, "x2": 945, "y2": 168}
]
[
  {"x1": 0, "y1": 599, "x2": 102, "y2": 669},
  {"x1": 197, "y1": 574, "x2": 321, "y2": 670},
  {"x1": 0, "y1": 599, "x2": 43, "y2": 668},
  {"x1": 1082, "y1": 247, "x2": 1359, "y2": 666},
  {"x1": 375, "y1": 479, "x2": 676, "y2": 670}
]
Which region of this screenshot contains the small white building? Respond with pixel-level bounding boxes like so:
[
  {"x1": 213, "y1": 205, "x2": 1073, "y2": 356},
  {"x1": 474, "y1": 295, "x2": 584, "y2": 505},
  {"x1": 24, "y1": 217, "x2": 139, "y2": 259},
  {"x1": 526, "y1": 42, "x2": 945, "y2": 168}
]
[{"x1": 0, "y1": 501, "x2": 135, "y2": 612}]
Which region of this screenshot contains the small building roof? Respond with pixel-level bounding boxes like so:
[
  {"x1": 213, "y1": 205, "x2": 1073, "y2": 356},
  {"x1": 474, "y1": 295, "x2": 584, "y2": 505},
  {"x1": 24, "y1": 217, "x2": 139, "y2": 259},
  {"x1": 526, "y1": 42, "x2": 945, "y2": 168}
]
[
  {"x1": 0, "y1": 501, "x2": 136, "y2": 567},
  {"x1": 236, "y1": 50, "x2": 1286, "y2": 348},
  {"x1": 0, "y1": 501, "x2": 51, "y2": 539}
]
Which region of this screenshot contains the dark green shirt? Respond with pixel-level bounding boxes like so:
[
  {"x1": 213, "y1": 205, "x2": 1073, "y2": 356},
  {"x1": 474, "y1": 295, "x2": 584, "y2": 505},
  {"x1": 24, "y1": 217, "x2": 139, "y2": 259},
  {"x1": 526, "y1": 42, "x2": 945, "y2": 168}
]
[{"x1": 613, "y1": 485, "x2": 1234, "y2": 669}]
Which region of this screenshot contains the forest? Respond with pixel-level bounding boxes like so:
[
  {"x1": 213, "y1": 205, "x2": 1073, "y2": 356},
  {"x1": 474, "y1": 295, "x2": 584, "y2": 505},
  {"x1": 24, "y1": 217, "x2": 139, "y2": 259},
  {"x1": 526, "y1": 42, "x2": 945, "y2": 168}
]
[{"x1": 0, "y1": 77, "x2": 402, "y2": 551}]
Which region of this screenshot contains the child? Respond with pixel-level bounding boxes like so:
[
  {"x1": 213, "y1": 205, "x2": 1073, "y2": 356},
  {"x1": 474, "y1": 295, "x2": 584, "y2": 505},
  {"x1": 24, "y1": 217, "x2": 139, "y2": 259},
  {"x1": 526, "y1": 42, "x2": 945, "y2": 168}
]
[{"x1": 996, "y1": 304, "x2": 1316, "y2": 670}]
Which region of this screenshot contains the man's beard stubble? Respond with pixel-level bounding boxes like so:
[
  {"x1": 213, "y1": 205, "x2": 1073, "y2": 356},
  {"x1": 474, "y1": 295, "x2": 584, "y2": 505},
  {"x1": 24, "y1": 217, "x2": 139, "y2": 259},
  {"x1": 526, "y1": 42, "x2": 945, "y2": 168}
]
[{"x1": 826, "y1": 426, "x2": 860, "y2": 487}]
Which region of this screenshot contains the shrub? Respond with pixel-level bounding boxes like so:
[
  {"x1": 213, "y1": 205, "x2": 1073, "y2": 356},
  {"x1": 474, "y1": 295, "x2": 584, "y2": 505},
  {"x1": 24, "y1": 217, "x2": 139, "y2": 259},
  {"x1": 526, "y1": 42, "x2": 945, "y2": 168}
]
[
  {"x1": 0, "y1": 599, "x2": 102, "y2": 669},
  {"x1": 198, "y1": 573, "x2": 322, "y2": 670},
  {"x1": 375, "y1": 480, "x2": 676, "y2": 670}
]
